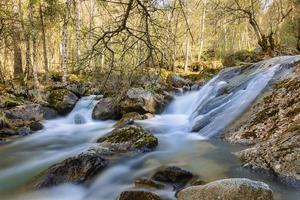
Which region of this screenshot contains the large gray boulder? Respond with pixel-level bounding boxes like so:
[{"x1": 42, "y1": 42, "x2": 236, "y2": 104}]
[
  {"x1": 177, "y1": 178, "x2": 274, "y2": 200},
  {"x1": 120, "y1": 88, "x2": 157, "y2": 114},
  {"x1": 92, "y1": 97, "x2": 120, "y2": 120},
  {"x1": 48, "y1": 89, "x2": 78, "y2": 115},
  {"x1": 4, "y1": 104, "x2": 58, "y2": 121}
]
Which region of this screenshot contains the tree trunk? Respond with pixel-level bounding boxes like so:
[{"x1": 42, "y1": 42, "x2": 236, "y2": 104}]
[
  {"x1": 74, "y1": 0, "x2": 81, "y2": 73},
  {"x1": 39, "y1": 2, "x2": 49, "y2": 82},
  {"x1": 12, "y1": 2, "x2": 23, "y2": 79},
  {"x1": 28, "y1": 2, "x2": 39, "y2": 89},
  {"x1": 61, "y1": 0, "x2": 71, "y2": 83},
  {"x1": 197, "y1": 0, "x2": 206, "y2": 62},
  {"x1": 184, "y1": 28, "x2": 190, "y2": 73},
  {"x1": 19, "y1": 0, "x2": 32, "y2": 82}
]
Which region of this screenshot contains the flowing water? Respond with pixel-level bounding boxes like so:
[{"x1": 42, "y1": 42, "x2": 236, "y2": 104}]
[{"x1": 0, "y1": 56, "x2": 299, "y2": 200}]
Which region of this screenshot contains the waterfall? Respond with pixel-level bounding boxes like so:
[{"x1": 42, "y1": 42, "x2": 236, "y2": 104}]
[{"x1": 0, "y1": 56, "x2": 299, "y2": 200}]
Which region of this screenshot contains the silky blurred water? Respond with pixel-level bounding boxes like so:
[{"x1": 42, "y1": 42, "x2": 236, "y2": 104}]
[{"x1": 0, "y1": 56, "x2": 299, "y2": 200}]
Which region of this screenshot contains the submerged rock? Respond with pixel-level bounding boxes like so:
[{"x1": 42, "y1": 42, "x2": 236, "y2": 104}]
[
  {"x1": 119, "y1": 191, "x2": 163, "y2": 200},
  {"x1": 48, "y1": 89, "x2": 78, "y2": 115},
  {"x1": 34, "y1": 152, "x2": 108, "y2": 188},
  {"x1": 177, "y1": 178, "x2": 274, "y2": 200},
  {"x1": 97, "y1": 125, "x2": 158, "y2": 153},
  {"x1": 134, "y1": 178, "x2": 165, "y2": 189},
  {"x1": 151, "y1": 166, "x2": 194, "y2": 190},
  {"x1": 92, "y1": 97, "x2": 120, "y2": 120}
]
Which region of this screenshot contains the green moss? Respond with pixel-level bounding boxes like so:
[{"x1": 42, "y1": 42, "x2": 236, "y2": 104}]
[
  {"x1": 48, "y1": 89, "x2": 68, "y2": 108},
  {"x1": 99, "y1": 126, "x2": 158, "y2": 151},
  {"x1": 133, "y1": 134, "x2": 158, "y2": 149}
]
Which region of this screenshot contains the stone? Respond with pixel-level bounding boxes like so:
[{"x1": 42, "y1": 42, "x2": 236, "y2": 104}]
[
  {"x1": 119, "y1": 191, "x2": 163, "y2": 200},
  {"x1": 177, "y1": 178, "x2": 274, "y2": 200},
  {"x1": 92, "y1": 97, "x2": 120, "y2": 120},
  {"x1": 4, "y1": 104, "x2": 58, "y2": 121},
  {"x1": 134, "y1": 178, "x2": 165, "y2": 189},
  {"x1": 74, "y1": 113, "x2": 86, "y2": 124},
  {"x1": 167, "y1": 74, "x2": 190, "y2": 88},
  {"x1": 29, "y1": 121, "x2": 44, "y2": 131},
  {"x1": 114, "y1": 112, "x2": 142, "y2": 128},
  {"x1": 120, "y1": 88, "x2": 157, "y2": 114},
  {"x1": 151, "y1": 166, "x2": 194, "y2": 190},
  {"x1": 227, "y1": 75, "x2": 300, "y2": 181},
  {"x1": 48, "y1": 89, "x2": 78, "y2": 115},
  {"x1": 34, "y1": 152, "x2": 108, "y2": 188},
  {"x1": 97, "y1": 125, "x2": 158, "y2": 153}
]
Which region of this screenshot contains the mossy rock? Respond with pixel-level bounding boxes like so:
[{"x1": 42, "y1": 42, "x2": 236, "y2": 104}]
[
  {"x1": 114, "y1": 112, "x2": 142, "y2": 128},
  {"x1": 48, "y1": 89, "x2": 78, "y2": 114},
  {"x1": 98, "y1": 125, "x2": 158, "y2": 152}
]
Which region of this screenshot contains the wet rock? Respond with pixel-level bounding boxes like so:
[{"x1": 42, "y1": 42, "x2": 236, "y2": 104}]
[
  {"x1": 237, "y1": 128, "x2": 300, "y2": 182},
  {"x1": 29, "y1": 121, "x2": 44, "y2": 131},
  {"x1": 151, "y1": 166, "x2": 194, "y2": 190},
  {"x1": 48, "y1": 89, "x2": 78, "y2": 115},
  {"x1": 97, "y1": 125, "x2": 158, "y2": 153},
  {"x1": 167, "y1": 74, "x2": 190, "y2": 88},
  {"x1": 154, "y1": 92, "x2": 173, "y2": 113},
  {"x1": 120, "y1": 88, "x2": 157, "y2": 114},
  {"x1": 92, "y1": 97, "x2": 120, "y2": 120},
  {"x1": 227, "y1": 75, "x2": 300, "y2": 181},
  {"x1": 74, "y1": 113, "x2": 86, "y2": 124},
  {"x1": 134, "y1": 178, "x2": 165, "y2": 189},
  {"x1": 114, "y1": 112, "x2": 142, "y2": 128},
  {"x1": 17, "y1": 126, "x2": 31, "y2": 136},
  {"x1": 143, "y1": 113, "x2": 155, "y2": 120},
  {"x1": 35, "y1": 152, "x2": 108, "y2": 188},
  {"x1": 119, "y1": 190, "x2": 163, "y2": 200},
  {"x1": 177, "y1": 178, "x2": 274, "y2": 200},
  {"x1": 4, "y1": 104, "x2": 58, "y2": 121}
]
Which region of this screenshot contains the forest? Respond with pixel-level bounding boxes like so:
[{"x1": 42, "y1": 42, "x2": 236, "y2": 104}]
[{"x1": 0, "y1": 0, "x2": 299, "y2": 200}]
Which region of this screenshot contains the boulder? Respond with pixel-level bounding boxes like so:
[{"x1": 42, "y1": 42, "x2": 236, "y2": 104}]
[
  {"x1": 119, "y1": 191, "x2": 163, "y2": 200},
  {"x1": 167, "y1": 74, "x2": 190, "y2": 88},
  {"x1": 34, "y1": 152, "x2": 108, "y2": 188},
  {"x1": 114, "y1": 112, "x2": 142, "y2": 128},
  {"x1": 120, "y1": 88, "x2": 157, "y2": 114},
  {"x1": 177, "y1": 178, "x2": 274, "y2": 200},
  {"x1": 4, "y1": 104, "x2": 58, "y2": 121},
  {"x1": 97, "y1": 125, "x2": 158, "y2": 153},
  {"x1": 151, "y1": 166, "x2": 194, "y2": 190},
  {"x1": 48, "y1": 89, "x2": 78, "y2": 115},
  {"x1": 92, "y1": 97, "x2": 120, "y2": 120},
  {"x1": 237, "y1": 128, "x2": 300, "y2": 182},
  {"x1": 227, "y1": 76, "x2": 300, "y2": 181}
]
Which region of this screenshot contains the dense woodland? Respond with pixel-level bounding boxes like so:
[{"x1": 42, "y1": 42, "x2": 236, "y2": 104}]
[{"x1": 0, "y1": 0, "x2": 299, "y2": 91}]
